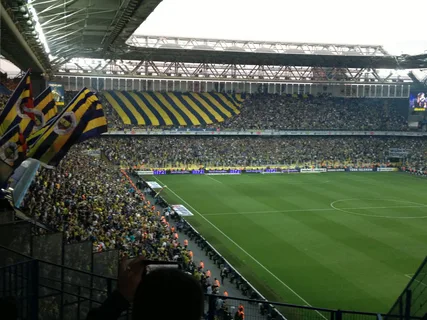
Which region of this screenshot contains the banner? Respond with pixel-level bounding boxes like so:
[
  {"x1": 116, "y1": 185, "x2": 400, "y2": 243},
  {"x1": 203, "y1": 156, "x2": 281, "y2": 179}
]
[
  {"x1": 282, "y1": 169, "x2": 300, "y2": 173},
  {"x1": 146, "y1": 181, "x2": 162, "y2": 189},
  {"x1": 206, "y1": 169, "x2": 241, "y2": 175},
  {"x1": 172, "y1": 204, "x2": 194, "y2": 216},
  {"x1": 261, "y1": 169, "x2": 281, "y2": 174},
  {"x1": 300, "y1": 168, "x2": 327, "y2": 173},
  {"x1": 138, "y1": 168, "x2": 399, "y2": 175},
  {"x1": 48, "y1": 82, "x2": 65, "y2": 106},
  {"x1": 169, "y1": 170, "x2": 190, "y2": 174},
  {"x1": 377, "y1": 167, "x2": 398, "y2": 172},
  {"x1": 135, "y1": 170, "x2": 154, "y2": 175},
  {"x1": 245, "y1": 169, "x2": 265, "y2": 173},
  {"x1": 348, "y1": 168, "x2": 374, "y2": 172}
]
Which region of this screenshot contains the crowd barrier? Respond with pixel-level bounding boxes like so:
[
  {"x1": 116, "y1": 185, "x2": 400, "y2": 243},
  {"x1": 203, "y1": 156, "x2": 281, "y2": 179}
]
[
  {"x1": 402, "y1": 168, "x2": 427, "y2": 177},
  {"x1": 1, "y1": 254, "x2": 411, "y2": 320},
  {"x1": 135, "y1": 167, "x2": 399, "y2": 176},
  {"x1": 387, "y1": 256, "x2": 427, "y2": 319},
  {"x1": 103, "y1": 129, "x2": 427, "y2": 137}
]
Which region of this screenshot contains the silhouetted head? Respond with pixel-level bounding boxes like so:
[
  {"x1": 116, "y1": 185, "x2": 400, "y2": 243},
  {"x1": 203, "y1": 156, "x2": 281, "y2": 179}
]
[{"x1": 132, "y1": 268, "x2": 204, "y2": 320}]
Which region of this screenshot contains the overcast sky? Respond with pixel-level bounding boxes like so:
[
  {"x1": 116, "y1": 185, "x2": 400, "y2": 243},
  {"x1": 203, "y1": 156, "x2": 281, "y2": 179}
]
[
  {"x1": 2, "y1": 0, "x2": 427, "y2": 74},
  {"x1": 136, "y1": 0, "x2": 427, "y2": 55}
]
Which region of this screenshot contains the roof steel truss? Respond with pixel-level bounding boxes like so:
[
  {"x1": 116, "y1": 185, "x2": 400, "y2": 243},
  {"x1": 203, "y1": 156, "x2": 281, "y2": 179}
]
[
  {"x1": 126, "y1": 35, "x2": 390, "y2": 56},
  {"x1": 56, "y1": 58, "x2": 410, "y2": 83}
]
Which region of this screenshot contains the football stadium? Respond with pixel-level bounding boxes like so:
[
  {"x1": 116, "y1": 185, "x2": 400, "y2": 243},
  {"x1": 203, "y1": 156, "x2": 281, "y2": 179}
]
[{"x1": 1, "y1": 0, "x2": 427, "y2": 319}]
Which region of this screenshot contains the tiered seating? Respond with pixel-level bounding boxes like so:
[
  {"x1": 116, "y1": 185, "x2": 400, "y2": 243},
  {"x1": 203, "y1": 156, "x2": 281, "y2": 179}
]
[{"x1": 102, "y1": 91, "x2": 245, "y2": 126}]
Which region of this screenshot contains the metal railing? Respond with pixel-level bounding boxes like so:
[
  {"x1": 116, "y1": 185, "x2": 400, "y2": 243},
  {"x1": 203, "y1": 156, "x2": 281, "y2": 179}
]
[
  {"x1": 0, "y1": 246, "x2": 123, "y2": 320},
  {"x1": 0, "y1": 255, "x2": 423, "y2": 320},
  {"x1": 387, "y1": 257, "x2": 427, "y2": 319},
  {"x1": 0, "y1": 260, "x2": 39, "y2": 320},
  {"x1": 205, "y1": 295, "x2": 408, "y2": 320}
]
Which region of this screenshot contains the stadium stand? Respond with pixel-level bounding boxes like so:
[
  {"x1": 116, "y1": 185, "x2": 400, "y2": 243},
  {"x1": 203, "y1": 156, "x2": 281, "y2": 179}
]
[
  {"x1": 10, "y1": 142, "x2": 267, "y2": 319},
  {"x1": 0, "y1": 76, "x2": 421, "y2": 320},
  {"x1": 97, "y1": 91, "x2": 409, "y2": 131},
  {"x1": 24, "y1": 136, "x2": 427, "y2": 256},
  {"x1": 2, "y1": 134, "x2": 424, "y2": 319},
  {"x1": 2, "y1": 0, "x2": 427, "y2": 316},
  {"x1": 0, "y1": 94, "x2": 9, "y2": 115},
  {"x1": 101, "y1": 136, "x2": 425, "y2": 169},
  {"x1": 221, "y1": 94, "x2": 408, "y2": 131},
  {"x1": 103, "y1": 91, "x2": 244, "y2": 126},
  {"x1": 0, "y1": 84, "x2": 11, "y2": 95}
]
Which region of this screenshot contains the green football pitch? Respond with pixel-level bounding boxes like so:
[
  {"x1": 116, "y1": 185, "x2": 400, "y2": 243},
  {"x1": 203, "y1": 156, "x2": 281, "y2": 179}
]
[{"x1": 150, "y1": 172, "x2": 427, "y2": 313}]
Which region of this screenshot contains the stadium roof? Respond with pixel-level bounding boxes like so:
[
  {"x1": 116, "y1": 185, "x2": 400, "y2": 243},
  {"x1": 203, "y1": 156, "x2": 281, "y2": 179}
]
[
  {"x1": 1, "y1": 0, "x2": 426, "y2": 76},
  {"x1": 0, "y1": 0, "x2": 163, "y2": 73},
  {"x1": 75, "y1": 35, "x2": 426, "y2": 70}
]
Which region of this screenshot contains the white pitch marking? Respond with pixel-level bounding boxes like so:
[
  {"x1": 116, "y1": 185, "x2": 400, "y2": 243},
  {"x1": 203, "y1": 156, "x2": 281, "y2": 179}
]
[
  {"x1": 342, "y1": 205, "x2": 427, "y2": 210},
  {"x1": 152, "y1": 176, "x2": 327, "y2": 319},
  {"x1": 330, "y1": 199, "x2": 427, "y2": 219},
  {"x1": 404, "y1": 274, "x2": 427, "y2": 287},
  {"x1": 203, "y1": 205, "x2": 427, "y2": 217},
  {"x1": 204, "y1": 208, "x2": 334, "y2": 216},
  {"x1": 206, "y1": 175, "x2": 223, "y2": 184}
]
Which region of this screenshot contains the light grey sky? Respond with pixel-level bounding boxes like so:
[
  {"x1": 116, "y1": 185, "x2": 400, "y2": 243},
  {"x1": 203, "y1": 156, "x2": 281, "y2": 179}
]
[
  {"x1": 136, "y1": 0, "x2": 427, "y2": 55},
  {"x1": 0, "y1": 59, "x2": 21, "y2": 77},
  {"x1": 2, "y1": 0, "x2": 427, "y2": 75}
]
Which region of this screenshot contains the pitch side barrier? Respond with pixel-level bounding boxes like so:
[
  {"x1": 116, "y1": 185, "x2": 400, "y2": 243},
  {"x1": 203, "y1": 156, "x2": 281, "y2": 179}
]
[
  {"x1": 135, "y1": 167, "x2": 399, "y2": 176},
  {"x1": 402, "y1": 167, "x2": 427, "y2": 178}
]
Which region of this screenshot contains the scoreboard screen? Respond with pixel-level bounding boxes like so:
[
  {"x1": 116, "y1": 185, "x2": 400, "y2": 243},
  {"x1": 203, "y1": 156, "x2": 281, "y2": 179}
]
[{"x1": 410, "y1": 92, "x2": 427, "y2": 111}]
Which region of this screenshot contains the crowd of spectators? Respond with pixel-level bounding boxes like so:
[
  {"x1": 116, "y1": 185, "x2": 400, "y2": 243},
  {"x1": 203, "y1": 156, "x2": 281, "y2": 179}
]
[
  {"x1": 23, "y1": 144, "x2": 185, "y2": 259},
  {"x1": 93, "y1": 92, "x2": 409, "y2": 131},
  {"x1": 0, "y1": 94, "x2": 9, "y2": 114},
  {"x1": 21, "y1": 141, "x2": 233, "y2": 298},
  {"x1": 0, "y1": 77, "x2": 19, "y2": 91},
  {"x1": 101, "y1": 136, "x2": 427, "y2": 169},
  {"x1": 1, "y1": 89, "x2": 411, "y2": 132},
  {"x1": 221, "y1": 94, "x2": 409, "y2": 131},
  {"x1": 17, "y1": 134, "x2": 427, "y2": 319},
  {"x1": 24, "y1": 135, "x2": 427, "y2": 255}
]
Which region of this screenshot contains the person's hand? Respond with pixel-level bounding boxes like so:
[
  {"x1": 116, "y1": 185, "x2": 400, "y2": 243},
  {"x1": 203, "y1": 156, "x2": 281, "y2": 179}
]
[{"x1": 117, "y1": 254, "x2": 145, "y2": 302}]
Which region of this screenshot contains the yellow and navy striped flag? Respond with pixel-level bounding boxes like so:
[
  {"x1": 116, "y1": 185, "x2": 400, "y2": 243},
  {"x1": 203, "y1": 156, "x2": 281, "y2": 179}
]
[
  {"x1": 27, "y1": 88, "x2": 107, "y2": 167},
  {"x1": 20, "y1": 86, "x2": 58, "y2": 138},
  {"x1": 0, "y1": 70, "x2": 34, "y2": 136},
  {"x1": 27, "y1": 116, "x2": 57, "y2": 148},
  {"x1": 0, "y1": 124, "x2": 27, "y2": 169}
]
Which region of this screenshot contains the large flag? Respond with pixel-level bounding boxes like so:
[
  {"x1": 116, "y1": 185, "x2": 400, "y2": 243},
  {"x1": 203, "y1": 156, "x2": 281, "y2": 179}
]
[
  {"x1": 27, "y1": 88, "x2": 108, "y2": 167},
  {"x1": 20, "y1": 87, "x2": 58, "y2": 138},
  {"x1": 0, "y1": 70, "x2": 34, "y2": 136},
  {"x1": 27, "y1": 116, "x2": 57, "y2": 148},
  {"x1": 0, "y1": 124, "x2": 27, "y2": 169}
]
